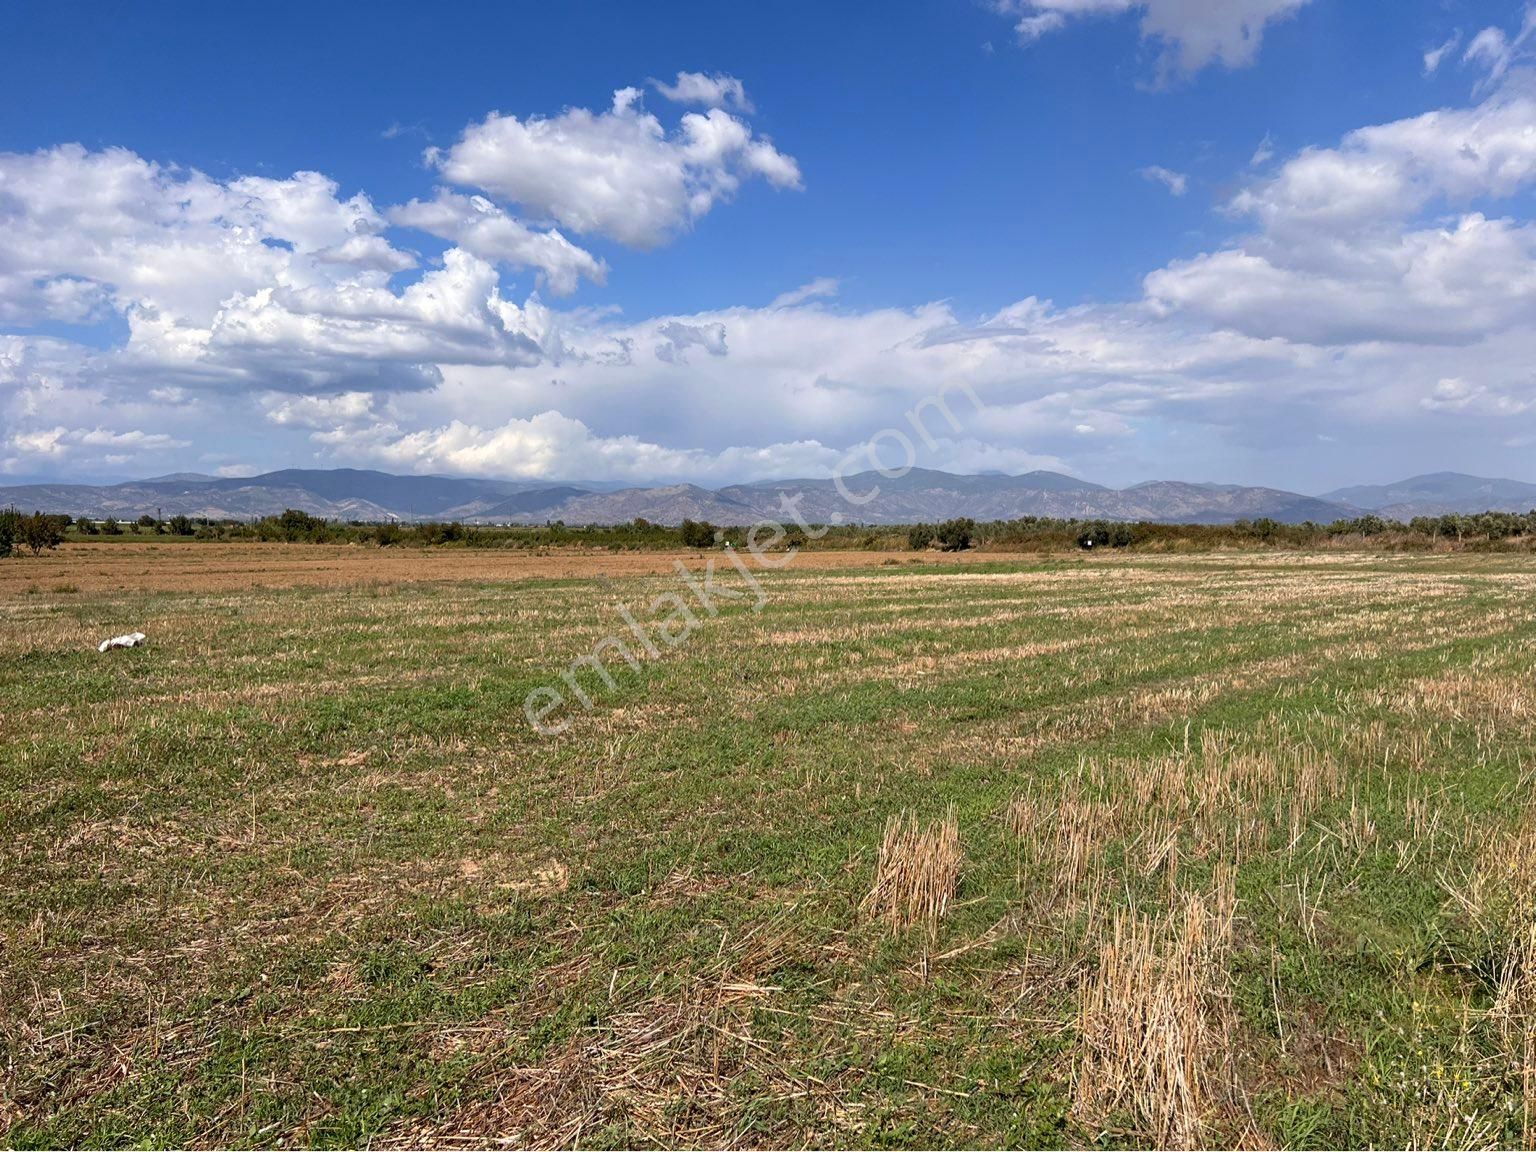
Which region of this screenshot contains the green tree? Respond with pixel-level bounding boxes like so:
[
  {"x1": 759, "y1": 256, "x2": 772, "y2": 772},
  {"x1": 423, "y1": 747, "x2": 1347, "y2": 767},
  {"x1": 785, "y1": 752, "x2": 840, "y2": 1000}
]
[
  {"x1": 680, "y1": 519, "x2": 717, "y2": 548},
  {"x1": 265, "y1": 508, "x2": 328, "y2": 542},
  {"x1": 17, "y1": 512, "x2": 67, "y2": 556},
  {"x1": 0, "y1": 507, "x2": 16, "y2": 558},
  {"x1": 935, "y1": 518, "x2": 977, "y2": 552},
  {"x1": 101, "y1": 517, "x2": 122, "y2": 536},
  {"x1": 167, "y1": 514, "x2": 194, "y2": 536},
  {"x1": 1077, "y1": 522, "x2": 1110, "y2": 550}
]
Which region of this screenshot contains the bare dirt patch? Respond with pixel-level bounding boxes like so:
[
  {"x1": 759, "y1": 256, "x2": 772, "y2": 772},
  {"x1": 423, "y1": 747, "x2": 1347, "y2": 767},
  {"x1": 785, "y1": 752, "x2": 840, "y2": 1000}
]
[{"x1": 0, "y1": 542, "x2": 1022, "y2": 597}]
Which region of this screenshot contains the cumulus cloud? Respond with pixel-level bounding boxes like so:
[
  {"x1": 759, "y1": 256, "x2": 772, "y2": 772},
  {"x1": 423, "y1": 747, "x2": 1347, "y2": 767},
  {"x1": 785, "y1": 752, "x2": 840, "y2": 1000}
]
[
  {"x1": 8, "y1": 67, "x2": 1536, "y2": 490},
  {"x1": 998, "y1": 0, "x2": 1312, "y2": 74},
  {"x1": 388, "y1": 191, "x2": 606, "y2": 294},
  {"x1": 654, "y1": 320, "x2": 728, "y2": 363},
  {"x1": 260, "y1": 390, "x2": 379, "y2": 429},
  {"x1": 427, "y1": 86, "x2": 802, "y2": 248},
  {"x1": 1145, "y1": 75, "x2": 1536, "y2": 347},
  {"x1": 1421, "y1": 376, "x2": 1535, "y2": 415},
  {"x1": 3, "y1": 424, "x2": 189, "y2": 472},
  {"x1": 318, "y1": 409, "x2": 848, "y2": 484},
  {"x1": 651, "y1": 71, "x2": 754, "y2": 112}
]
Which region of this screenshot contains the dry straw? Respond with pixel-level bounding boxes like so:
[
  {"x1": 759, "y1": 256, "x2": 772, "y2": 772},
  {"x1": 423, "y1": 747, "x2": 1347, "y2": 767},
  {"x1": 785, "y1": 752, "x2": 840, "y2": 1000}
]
[
  {"x1": 1073, "y1": 868, "x2": 1237, "y2": 1150},
  {"x1": 864, "y1": 806, "x2": 962, "y2": 936}
]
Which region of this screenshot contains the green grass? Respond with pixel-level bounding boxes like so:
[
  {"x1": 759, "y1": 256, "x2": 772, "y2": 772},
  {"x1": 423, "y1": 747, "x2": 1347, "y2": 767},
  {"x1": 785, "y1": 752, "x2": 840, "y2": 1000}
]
[{"x1": 3, "y1": 552, "x2": 1536, "y2": 1147}]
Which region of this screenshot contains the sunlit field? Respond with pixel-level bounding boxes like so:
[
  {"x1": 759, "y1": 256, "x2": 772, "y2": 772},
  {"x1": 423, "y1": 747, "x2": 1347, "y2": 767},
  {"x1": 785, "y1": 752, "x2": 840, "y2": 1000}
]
[{"x1": 5, "y1": 547, "x2": 1536, "y2": 1148}]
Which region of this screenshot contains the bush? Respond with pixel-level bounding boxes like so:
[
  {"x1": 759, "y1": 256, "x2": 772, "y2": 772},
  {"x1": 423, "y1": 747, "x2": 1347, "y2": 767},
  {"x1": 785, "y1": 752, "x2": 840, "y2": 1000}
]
[
  {"x1": 935, "y1": 518, "x2": 977, "y2": 552},
  {"x1": 908, "y1": 524, "x2": 935, "y2": 550},
  {"x1": 680, "y1": 519, "x2": 717, "y2": 549},
  {"x1": 0, "y1": 508, "x2": 15, "y2": 558},
  {"x1": 1076, "y1": 521, "x2": 1134, "y2": 550},
  {"x1": 76, "y1": 517, "x2": 98, "y2": 535},
  {"x1": 101, "y1": 517, "x2": 122, "y2": 536},
  {"x1": 417, "y1": 520, "x2": 464, "y2": 546},
  {"x1": 167, "y1": 515, "x2": 194, "y2": 536},
  {"x1": 256, "y1": 508, "x2": 331, "y2": 543}
]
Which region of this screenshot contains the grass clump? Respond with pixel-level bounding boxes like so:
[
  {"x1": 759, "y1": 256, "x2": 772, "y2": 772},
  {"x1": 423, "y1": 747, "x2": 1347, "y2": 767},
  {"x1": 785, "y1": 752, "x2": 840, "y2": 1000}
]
[{"x1": 863, "y1": 806, "x2": 962, "y2": 936}]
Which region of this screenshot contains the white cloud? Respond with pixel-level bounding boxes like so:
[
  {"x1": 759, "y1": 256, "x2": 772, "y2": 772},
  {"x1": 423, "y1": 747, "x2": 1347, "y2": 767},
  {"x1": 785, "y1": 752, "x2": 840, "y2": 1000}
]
[
  {"x1": 1147, "y1": 213, "x2": 1536, "y2": 345},
  {"x1": 1250, "y1": 133, "x2": 1275, "y2": 167},
  {"x1": 1140, "y1": 165, "x2": 1188, "y2": 195},
  {"x1": 1424, "y1": 33, "x2": 1460, "y2": 77},
  {"x1": 427, "y1": 87, "x2": 801, "y2": 248},
  {"x1": 1421, "y1": 375, "x2": 1534, "y2": 415},
  {"x1": 999, "y1": 0, "x2": 1312, "y2": 74},
  {"x1": 1147, "y1": 75, "x2": 1536, "y2": 346},
  {"x1": 320, "y1": 409, "x2": 849, "y2": 484},
  {"x1": 388, "y1": 191, "x2": 606, "y2": 295},
  {"x1": 9, "y1": 70, "x2": 1536, "y2": 491},
  {"x1": 654, "y1": 320, "x2": 728, "y2": 364},
  {"x1": 651, "y1": 71, "x2": 754, "y2": 113},
  {"x1": 1464, "y1": 7, "x2": 1536, "y2": 88},
  {"x1": 770, "y1": 277, "x2": 839, "y2": 309},
  {"x1": 4, "y1": 424, "x2": 188, "y2": 462},
  {"x1": 260, "y1": 390, "x2": 379, "y2": 429}
]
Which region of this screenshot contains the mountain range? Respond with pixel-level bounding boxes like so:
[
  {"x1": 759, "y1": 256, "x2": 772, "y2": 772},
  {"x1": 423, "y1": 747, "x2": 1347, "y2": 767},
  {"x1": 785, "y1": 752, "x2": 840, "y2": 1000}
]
[{"x1": 1, "y1": 467, "x2": 1533, "y2": 527}]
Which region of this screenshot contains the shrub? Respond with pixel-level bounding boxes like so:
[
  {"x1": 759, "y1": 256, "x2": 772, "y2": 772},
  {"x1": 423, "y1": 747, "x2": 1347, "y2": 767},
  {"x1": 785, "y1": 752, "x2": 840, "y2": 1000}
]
[
  {"x1": 0, "y1": 508, "x2": 15, "y2": 558},
  {"x1": 908, "y1": 524, "x2": 935, "y2": 550},
  {"x1": 101, "y1": 517, "x2": 122, "y2": 536},
  {"x1": 935, "y1": 518, "x2": 977, "y2": 552},
  {"x1": 167, "y1": 515, "x2": 194, "y2": 536},
  {"x1": 417, "y1": 520, "x2": 465, "y2": 546},
  {"x1": 76, "y1": 517, "x2": 98, "y2": 535},
  {"x1": 1077, "y1": 521, "x2": 1134, "y2": 550},
  {"x1": 257, "y1": 508, "x2": 331, "y2": 543}
]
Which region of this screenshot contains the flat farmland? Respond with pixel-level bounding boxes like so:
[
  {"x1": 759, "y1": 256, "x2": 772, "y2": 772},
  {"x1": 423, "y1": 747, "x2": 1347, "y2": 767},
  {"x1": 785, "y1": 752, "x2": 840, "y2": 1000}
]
[
  {"x1": 0, "y1": 542, "x2": 1012, "y2": 597},
  {"x1": 4, "y1": 547, "x2": 1536, "y2": 1148}
]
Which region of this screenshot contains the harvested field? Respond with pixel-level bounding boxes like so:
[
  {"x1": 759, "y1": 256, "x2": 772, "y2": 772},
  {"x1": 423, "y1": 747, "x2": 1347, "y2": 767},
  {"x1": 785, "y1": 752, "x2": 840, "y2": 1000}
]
[
  {"x1": 0, "y1": 541, "x2": 1006, "y2": 597},
  {"x1": 5, "y1": 547, "x2": 1536, "y2": 1147}
]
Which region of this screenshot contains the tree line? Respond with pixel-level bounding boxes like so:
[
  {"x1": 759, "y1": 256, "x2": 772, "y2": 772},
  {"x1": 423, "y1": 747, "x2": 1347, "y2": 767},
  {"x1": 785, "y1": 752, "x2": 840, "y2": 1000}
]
[{"x1": 6, "y1": 506, "x2": 1536, "y2": 558}]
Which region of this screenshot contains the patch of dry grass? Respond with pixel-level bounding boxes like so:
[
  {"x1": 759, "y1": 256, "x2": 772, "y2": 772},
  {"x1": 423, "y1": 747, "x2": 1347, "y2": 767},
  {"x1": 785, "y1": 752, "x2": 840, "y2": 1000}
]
[
  {"x1": 864, "y1": 807, "x2": 962, "y2": 936},
  {"x1": 1073, "y1": 869, "x2": 1237, "y2": 1149}
]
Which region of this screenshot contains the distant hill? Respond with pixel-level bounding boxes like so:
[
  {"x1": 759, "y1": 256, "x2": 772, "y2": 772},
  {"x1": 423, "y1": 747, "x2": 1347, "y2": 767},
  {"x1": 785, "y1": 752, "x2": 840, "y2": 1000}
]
[
  {"x1": 11, "y1": 465, "x2": 1534, "y2": 527},
  {"x1": 1322, "y1": 473, "x2": 1536, "y2": 518},
  {"x1": 0, "y1": 466, "x2": 1372, "y2": 525}
]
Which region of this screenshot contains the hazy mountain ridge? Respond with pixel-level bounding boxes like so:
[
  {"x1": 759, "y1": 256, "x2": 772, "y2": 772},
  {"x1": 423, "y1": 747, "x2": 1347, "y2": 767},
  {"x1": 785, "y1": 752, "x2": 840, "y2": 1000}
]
[
  {"x1": 1, "y1": 468, "x2": 1531, "y2": 526},
  {"x1": 1321, "y1": 472, "x2": 1536, "y2": 519}
]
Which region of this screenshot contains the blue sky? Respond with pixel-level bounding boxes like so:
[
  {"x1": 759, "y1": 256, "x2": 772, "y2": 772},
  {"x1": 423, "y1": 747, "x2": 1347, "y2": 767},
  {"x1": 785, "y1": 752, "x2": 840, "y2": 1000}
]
[{"x1": 4, "y1": 1, "x2": 1536, "y2": 491}]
